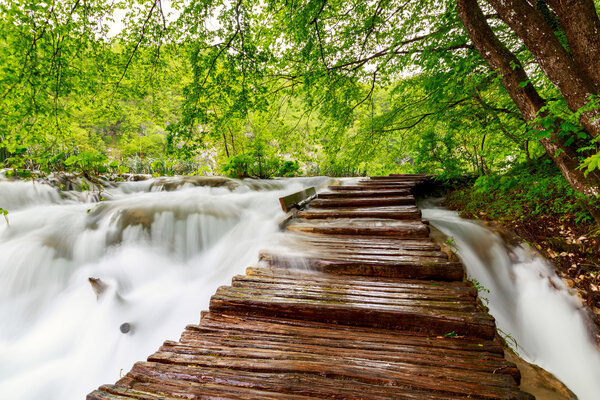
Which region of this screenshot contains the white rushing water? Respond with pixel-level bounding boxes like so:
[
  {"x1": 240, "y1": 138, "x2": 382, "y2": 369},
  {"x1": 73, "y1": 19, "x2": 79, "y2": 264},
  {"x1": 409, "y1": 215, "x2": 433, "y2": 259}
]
[
  {"x1": 0, "y1": 175, "x2": 334, "y2": 400},
  {"x1": 421, "y1": 199, "x2": 600, "y2": 400}
]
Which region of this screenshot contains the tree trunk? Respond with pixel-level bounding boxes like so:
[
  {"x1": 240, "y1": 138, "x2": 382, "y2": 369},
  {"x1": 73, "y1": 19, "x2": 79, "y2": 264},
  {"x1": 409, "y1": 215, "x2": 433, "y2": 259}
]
[
  {"x1": 486, "y1": 0, "x2": 600, "y2": 138},
  {"x1": 222, "y1": 131, "x2": 230, "y2": 158},
  {"x1": 457, "y1": 0, "x2": 600, "y2": 201},
  {"x1": 545, "y1": 0, "x2": 600, "y2": 90}
]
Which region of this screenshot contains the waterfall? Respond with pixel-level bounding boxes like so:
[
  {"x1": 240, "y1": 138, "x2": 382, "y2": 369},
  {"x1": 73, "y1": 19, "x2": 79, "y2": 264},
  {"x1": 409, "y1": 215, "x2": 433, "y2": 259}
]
[{"x1": 421, "y1": 199, "x2": 600, "y2": 400}]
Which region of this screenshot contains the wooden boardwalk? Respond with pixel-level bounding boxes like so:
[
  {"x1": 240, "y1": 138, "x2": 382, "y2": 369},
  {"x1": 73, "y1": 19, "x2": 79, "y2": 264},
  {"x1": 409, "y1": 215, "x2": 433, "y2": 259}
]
[{"x1": 88, "y1": 175, "x2": 534, "y2": 400}]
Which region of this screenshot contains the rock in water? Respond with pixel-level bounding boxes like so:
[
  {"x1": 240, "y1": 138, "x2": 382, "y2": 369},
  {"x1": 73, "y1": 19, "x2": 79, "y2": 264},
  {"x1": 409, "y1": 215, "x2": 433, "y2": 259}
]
[
  {"x1": 88, "y1": 277, "x2": 108, "y2": 300},
  {"x1": 119, "y1": 323, "x2": 132, "y2": 334}
]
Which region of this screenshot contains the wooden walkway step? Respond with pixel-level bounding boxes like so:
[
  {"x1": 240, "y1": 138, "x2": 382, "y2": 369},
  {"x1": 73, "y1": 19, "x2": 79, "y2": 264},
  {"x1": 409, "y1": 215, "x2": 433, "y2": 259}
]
[
  {"x1": 297, "y1": 205, "x2": 421, "y2": 219},
  {"x1": 310, "y1": 196, "x2": 415, "y2": 208},
  {"x1": 88, "y1": 175, "x2": 534, "y2": 400},
  {"x1": 318, "y1": 189, "x2": 411, "y2": 198}
]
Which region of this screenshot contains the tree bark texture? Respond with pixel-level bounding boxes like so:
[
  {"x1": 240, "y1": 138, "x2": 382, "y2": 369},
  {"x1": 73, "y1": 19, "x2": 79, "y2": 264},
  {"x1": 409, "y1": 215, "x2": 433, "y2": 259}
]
[
  {"x1": 545, "y1": 0, "x2": 600, "y2": 90},
  {"x1": 486, "y1": 0, "x2": 600, "y2": 138}
]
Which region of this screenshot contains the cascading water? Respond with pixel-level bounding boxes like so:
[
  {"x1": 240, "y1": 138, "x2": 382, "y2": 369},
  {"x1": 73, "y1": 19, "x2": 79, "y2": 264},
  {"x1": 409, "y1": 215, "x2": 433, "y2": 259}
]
[
  {"x1": 421, "y1": 198, "x2": 600, "y2": 400},
  {"x1": 0, "y1": 175, "x2": 334, "y2": 400}
]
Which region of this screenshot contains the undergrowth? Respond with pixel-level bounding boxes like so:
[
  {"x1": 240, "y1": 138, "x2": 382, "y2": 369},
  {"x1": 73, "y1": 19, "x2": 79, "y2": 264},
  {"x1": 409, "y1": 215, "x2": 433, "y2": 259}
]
[{"x1": 444, "y1": 157, "x2": 595, "y2": 224}]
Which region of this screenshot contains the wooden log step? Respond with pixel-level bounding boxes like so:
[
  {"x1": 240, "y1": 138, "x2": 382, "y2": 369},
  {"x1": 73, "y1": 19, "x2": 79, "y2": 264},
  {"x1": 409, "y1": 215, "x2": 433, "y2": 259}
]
[
  {"x1": 228, "y1": 278, "x2": 477, "y2": 310},
  {"x1": 258, "y1": 251, "x2": 464, "y2": 281},
  {"x1": 318, "y1": 189, "x2": 411, "y2": 198},
  {"x1": 328, "y1": 184, "x2": 413, "y2": 191},
  {"x1": 209, "y1": 285, "x2": 496, "y2": 339},
  {"x1": 289, "y1": 233, "x2": 442, "y2": 251},
  {"x1": 179, "y1": 324, "x2": 519, "y2": 380},
  {"x1": 297, "y1": 206, "x2": 421, "y2": 220},
  {"x1": 359, "y1": 180, "x2": 422, "y2": 185},
  {"x1": 273, "y1": 241, "x2": 447, "y2": 259},
  {"x1": 199, "y1": 313, "x2": 506, "y2": 355},
  {"x1": 286, "y1": 219, "x2": 429, "y2": 237},
  {"x1": 310, "y1": 196, "x2": 415, "y2": 208},
  {"x1": 371, "y1": 174, "x2": 430, "y2": 180},
  {"x1": 260, "y1": 247, "x2": 447, "y2": 264},
  {"x1": 245, "y1": 267, "x2": 470, "y2": 292},
  {"x1": 257, "y1": 251, "x2": 461, "y2": 280},
  {"x1": 148, "y1": 342, "x2": 521, "y2": 393},
  {"x1": 110, "y1": 375, "x2": 319, "y2": 400},
  {"x1": 125, "y1": 361, "x2": 469, "y2": 400}
]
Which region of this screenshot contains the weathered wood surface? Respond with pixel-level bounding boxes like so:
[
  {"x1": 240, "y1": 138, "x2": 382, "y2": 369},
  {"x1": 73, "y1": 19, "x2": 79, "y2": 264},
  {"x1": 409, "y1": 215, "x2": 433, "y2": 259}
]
[
  {"x1": 279, "y1": 187, "x2": 316, "y2": 212},
  {"x1": 318, "y1": 189, "x2": 411, "y2": 198},
  {"x1": 89, "y1": 175, "x2": 533, "y2": 400},
  {"x1": 310, "y1": 196, "x2": 416, "y2": 208},
  {"x1": 297, "y1": 205, "x2": 422, "y2": 220}
]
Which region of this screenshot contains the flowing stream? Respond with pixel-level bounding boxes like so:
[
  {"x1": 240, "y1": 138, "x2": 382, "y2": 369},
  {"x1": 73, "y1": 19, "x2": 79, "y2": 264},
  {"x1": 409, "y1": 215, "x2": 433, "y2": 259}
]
[
  {"x1": 0, "y1": 175, "x2": 334, "y2": 400},
  {"x1": 421, "y1": 198, "x2": 600, "y2": 400}
]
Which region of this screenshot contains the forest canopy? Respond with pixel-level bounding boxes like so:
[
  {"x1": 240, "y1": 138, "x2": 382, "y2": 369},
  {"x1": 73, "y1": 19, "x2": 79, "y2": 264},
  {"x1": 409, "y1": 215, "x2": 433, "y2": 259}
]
[{"x1": 1, "y1": 0, "x2": 600, "y2": 211}]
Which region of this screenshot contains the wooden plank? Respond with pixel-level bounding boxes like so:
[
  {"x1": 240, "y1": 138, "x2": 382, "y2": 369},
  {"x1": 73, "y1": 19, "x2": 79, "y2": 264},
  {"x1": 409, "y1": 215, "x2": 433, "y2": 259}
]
[
  {"x1": 239, "y1": 269, "x2": 475, "y2": 296},
  {"x1": 198, "y1": 313, "x2": 506, "y2": 355},
  {"x1": 268, "y1": 242, "x2": 447, "y2": 259},
  {"x1": 328, "y1": 184, "x2": 414, "y2": 191},
  {"x1": 318, "y1": 189, "x2": 411, "y2": 198},
  {"x1": 286, "y1": 218, "x2": 429, "y2": 237},
  {"x1": 177, "y1": 325, "x2": 519, "y2": 379},
  {"x1": 310, "y1": 196, "x2": 415, "y2": 208},
  {"x1": 258, "y1": 251, "x2": 465, "y2": 280},
  {"x1": 244, "y1": 267, "x2": 471, "y2": 292},
  {"x1": 279, "y1": 187, "x2": 316, "y2": 212},
  {"x1": 297, "y1": 206, "x2": 422, "y2": 220},
  {"x1": 209, "y1": 286, "x2": 496, "y2": 339},
  {"x1": 287, "y1": 233, "x2": 442, "y2": 251},
  {"x1": 126, "y1": 362, "x2": 463, "y2": 400}
]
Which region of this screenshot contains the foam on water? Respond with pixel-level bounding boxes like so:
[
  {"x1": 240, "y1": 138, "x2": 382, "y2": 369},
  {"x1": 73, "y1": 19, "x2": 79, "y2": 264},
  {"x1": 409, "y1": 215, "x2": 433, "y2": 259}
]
[{"x1": 421, "y1": 199, "x2": 600, "y2": 400}]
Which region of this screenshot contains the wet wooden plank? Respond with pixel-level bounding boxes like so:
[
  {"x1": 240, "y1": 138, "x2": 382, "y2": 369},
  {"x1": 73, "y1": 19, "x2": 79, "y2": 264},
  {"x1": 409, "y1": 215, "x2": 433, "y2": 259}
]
[
  {"x1": 297, "y1": 206, "x2": 422, "y2": 220},
  {"x1": 153, "y1": 341, "x2": 517, "y2": 389},
  {"x1": 310, "y1": 196, "x2": 415, "y2": 208},
  {"x1": 240, "y1": 268, "x2": 476, "y2": 296},
  {"x1": 125, "y1": 362, "x2": 461, "y2": 400},
  {"x1": 244, "y1": 267, "x2": 471, "y2": 292},
  {"x1": 328, "y1": 184, "x2": 413, "y2": 191},
  {"x1": 209, "y1": 285, "x2": 496, "y2": 339},
  {"x1": 318, "y1": 189, "x2": 411, "y2": 198},
  {"x1": 228, "y1": 279, "x2": 477, "y2": 310},
  {"x1": 286, "y1": 218, "x2": 429, "y2": 237},
  {"x1": 258, "y1": 251, "x2": 465, "y2": 281},
  {"x1": 178, "y1": 326, "x2": 519, "y2": 380},
  {"x1": 198, "y1": 313, "x2": 506, "y2": 355},
  {"x1": 371, "y1": 174, "x2": 431, "y2": 180},
  {"x1": 279, "y1": 187, "x2": 316, "y2": 212},
  {"x1": 288, "y1": 233, "x2": 442, "y2": 251}
]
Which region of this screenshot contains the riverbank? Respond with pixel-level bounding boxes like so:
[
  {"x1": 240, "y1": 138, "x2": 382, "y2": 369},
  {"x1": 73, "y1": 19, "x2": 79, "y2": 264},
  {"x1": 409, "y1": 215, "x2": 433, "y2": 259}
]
[{"x1": 443, "y1": 186, "x2": 600, "y2": 342}]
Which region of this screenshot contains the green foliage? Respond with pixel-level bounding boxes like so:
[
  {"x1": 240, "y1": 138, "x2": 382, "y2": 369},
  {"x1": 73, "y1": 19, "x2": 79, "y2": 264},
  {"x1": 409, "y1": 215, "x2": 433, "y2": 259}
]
[
  {"x1": 64, "y1": 151, "x2": 109, "y2": 174},
  {"x1": 446, "y1": 157, "x2": 594, "y2": 223},
  {"x1": 0, "y1": 208, "x2": 8, "y2": 225}
]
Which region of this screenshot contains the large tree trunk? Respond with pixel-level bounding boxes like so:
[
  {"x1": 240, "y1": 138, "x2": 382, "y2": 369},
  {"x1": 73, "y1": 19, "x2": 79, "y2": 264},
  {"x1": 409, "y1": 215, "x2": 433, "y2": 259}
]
[
  {"x1": 457, "y1": 0, "x2": 600, "y2": 203},
  {"x1": 485, "y1": 0, "x2": 600, "y2": 138},
  {"x1": 545, "y1": 0, "x2": 600, "y2": 90}
]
